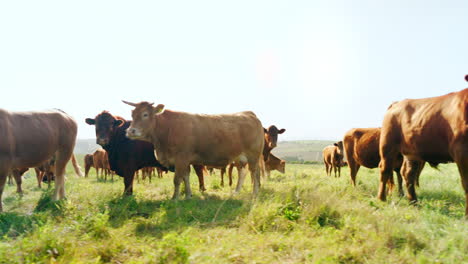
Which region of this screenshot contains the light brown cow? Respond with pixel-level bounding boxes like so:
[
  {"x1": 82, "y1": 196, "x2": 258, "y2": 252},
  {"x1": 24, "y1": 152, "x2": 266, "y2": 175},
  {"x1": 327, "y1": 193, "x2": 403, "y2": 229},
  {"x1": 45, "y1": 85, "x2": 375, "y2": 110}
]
[
  {"x1": 265, "y1": 154, "x2": 285, "y2": 178},
  {"x1": 84, "y1": 154, "x2": 94, "y2": 178},
  {"x1": 323, "y1": 141, "x2": 344, "y2": 177},
  {"x1": 0, "y1": 109, "x2": 83, "y2": 211},
  {"x1": 343, "y1": 128, "x2": 405, "y2": 196},
  {"x1": 378, "y1": 85, "x2": 468, "y2": 216},
  {"x1": 123, "y1": 101, "x2": 264, "y2": 199}
]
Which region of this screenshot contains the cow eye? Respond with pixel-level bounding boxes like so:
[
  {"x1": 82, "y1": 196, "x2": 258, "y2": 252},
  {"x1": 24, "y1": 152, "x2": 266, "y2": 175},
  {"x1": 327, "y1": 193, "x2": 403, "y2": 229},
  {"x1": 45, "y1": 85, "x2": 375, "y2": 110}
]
[{"x1": 143, "y1": 113, "x2": 149, "y2": 118}]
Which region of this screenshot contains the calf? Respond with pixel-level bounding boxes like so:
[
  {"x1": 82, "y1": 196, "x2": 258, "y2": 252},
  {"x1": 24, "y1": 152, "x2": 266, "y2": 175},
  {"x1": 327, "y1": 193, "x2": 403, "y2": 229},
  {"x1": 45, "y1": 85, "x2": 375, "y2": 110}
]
[
  {"x1": 323, "y1": 141, "x2": 344, "y2": 177},
  {"x1": 265, "y1": 154, "x2": 285, "y2": 178}
]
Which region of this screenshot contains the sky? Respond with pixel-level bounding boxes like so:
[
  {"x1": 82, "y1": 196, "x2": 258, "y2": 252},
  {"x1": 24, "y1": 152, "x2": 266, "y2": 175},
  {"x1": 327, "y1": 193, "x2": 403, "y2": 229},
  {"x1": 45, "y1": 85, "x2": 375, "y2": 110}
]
[{"x1": 0, "y1": 1, "x2": 467, "y2": 141}]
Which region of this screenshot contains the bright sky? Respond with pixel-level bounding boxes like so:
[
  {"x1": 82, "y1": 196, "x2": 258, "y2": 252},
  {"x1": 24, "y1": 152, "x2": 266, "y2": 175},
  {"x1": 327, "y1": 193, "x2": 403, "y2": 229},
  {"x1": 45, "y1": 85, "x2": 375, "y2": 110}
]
[{"x1": 1, "y1": 1, "x2": 467, "y2": 141}]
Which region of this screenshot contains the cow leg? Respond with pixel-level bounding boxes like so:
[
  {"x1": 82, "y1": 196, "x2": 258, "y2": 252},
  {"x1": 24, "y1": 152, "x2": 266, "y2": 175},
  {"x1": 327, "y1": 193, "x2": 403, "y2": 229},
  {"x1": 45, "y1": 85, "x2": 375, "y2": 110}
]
[
  {"x1": 400, "y1": 159, "x2": 423, "y2": 203},
  {"x1": 12, "y1": 170, "x2": 23, "y2": 194},
  {"x1": 123, "y1": 172, "x2": 135, "y2": 195},
  {"x1": 248, "y1": 160, "x2": 261, "y2": 195},
  {"x1": 228, "y1": 164, "x2": 234, "y2": 187},
  {"x1": 172, "y1": 164, "x2": 190, "y2": 200},
  {"x1": 53, "y1": 149, "x2": 73, "y2": 200},
  {"x1": 338, "y1": 164, "x2": 341, "y2": 178},
  {"x1": 193, "y1": 165, "x2": 206, "y2": 192},
  {"x1": 324, "y1": 162, "x2": 329, "y2": 176},
  {"x1": 234, "y1": 165, "x2": 247, "y2": 194},
  {"x1": 395, "y1": 169, "x2": 404, "y2": 197},
  {"x1": 349, "y1": 162, "x2": 360, "y2": 186},
  {"x1": 0, "y1": 171, "x2": 8, "y2": 212},
  {"x1": 35, "y1": 168, "x2": 42, "y2": 188}
]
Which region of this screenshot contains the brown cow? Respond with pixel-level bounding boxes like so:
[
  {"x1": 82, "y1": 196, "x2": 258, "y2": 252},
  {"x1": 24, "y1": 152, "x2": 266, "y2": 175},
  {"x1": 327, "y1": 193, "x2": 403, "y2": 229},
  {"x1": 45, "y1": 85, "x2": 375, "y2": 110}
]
[
  {"x1": 323, "y1": 141, "x2": 344, "y2": 177},
  {"x1": 123, "y1": 101, "x2": 264, "y2": 199},
  {"x1": 93, "y1": 149, "x2": 111, "y2": 181},
  {"x1": 265, "y1": 154, "x2": 285, "y2": 178},
  {"x1": 0, "y1": 109, "x2": 83, "y2": 211},
  {"x1": 343, "y1": 128, "x2": 405, "y2": 196},
  {"x1": 378, "y1": 85, "x2": 468, "y2": 216},
  {"x1": 84, "y1": 154, "x2": 94, "y2": 177}
]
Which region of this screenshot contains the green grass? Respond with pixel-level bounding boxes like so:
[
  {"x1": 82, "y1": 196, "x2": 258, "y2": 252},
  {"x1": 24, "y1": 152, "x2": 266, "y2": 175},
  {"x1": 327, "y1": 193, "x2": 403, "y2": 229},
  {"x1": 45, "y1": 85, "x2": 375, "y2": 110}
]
[{"x1": 0, "y1": 161, "x2": 467, "y2": 263}]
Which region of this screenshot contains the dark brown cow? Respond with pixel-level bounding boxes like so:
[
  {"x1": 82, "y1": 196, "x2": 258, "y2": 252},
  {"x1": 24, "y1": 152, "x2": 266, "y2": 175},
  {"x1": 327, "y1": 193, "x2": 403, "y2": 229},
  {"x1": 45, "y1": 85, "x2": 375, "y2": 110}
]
[
  {"x1": 378, "y1": 85, "x2": 468, "y2": 216},
  {"x1": 343, "y1": 128, "x2": 405, "y2": 196},
  {"x1": 123, "y1": 101, "x2": 264, "y2": 199},
  {"x1": 265, "y1": 154, "x2": 285, "y2": 178},
  {"x1": 84, "y1": 154, "x2": 94, "y2": 177},
  {"x1": 263, "y1": 125, "x2": 286, "y2": 161},
  {"x1": 323, "y1": 141, "x2": 344, "y2": 177},
  {"x1": 0, "y1": 109, "x2": 83, "y2": 211},
  {"x1": 86, "y1": 111, "x2": 206, "y2": 195}
]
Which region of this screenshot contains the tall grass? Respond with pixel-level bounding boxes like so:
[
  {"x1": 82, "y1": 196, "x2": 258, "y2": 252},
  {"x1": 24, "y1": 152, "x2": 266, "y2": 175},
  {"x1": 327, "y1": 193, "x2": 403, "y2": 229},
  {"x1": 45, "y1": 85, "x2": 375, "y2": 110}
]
[{"x1": 0, "y1": 161, "x2": 467, "y2": 263}]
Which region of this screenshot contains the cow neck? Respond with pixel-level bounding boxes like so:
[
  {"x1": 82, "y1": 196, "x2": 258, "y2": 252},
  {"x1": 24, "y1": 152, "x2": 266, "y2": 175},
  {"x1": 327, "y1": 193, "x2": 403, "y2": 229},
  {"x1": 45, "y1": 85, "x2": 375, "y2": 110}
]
[{"x1": 151, "y1": 111, "x2": 170, "y2": 152}]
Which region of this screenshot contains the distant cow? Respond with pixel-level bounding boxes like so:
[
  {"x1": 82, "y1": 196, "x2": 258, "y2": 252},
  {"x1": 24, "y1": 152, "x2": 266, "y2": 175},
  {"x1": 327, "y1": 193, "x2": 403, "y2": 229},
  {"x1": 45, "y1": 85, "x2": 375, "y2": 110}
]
[
  {"x1": 84, "y1": 154, "x2": 94, "y2": 177},
  {"x1": 0, "y1": 109, "x2": 83, "y2": 211},
  {"x1": 207, "y1": 165, "x2": 228, "y2": 187},
  {"x1": 378, "y1": 85, "x2": 468, "y2": 216},
  {"x1": 265, "y1": 154, "x2": 285, "y2": 178},
  {"x1": 86, "y1": 111, "x2": 206, "y2": 195},
  {"x1": 343, "y1": 128, "x2": 404, "y2": 196},
  {"x1": 323, "y1": 141, "x2": 344, "y2": 177},
  {"x1": 123, "y1": 101, "x2": 264, "y2": 199},
  {"x1": 93, "y1": 149, "x2": 111, "y2": 181}
]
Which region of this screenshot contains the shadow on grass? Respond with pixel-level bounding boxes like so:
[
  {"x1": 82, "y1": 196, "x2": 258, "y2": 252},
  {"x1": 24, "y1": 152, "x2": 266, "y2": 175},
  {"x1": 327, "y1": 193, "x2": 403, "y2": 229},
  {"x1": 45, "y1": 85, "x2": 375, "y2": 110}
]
[
  {"x1": 33, "y1": 189, "x2": 66, "y2": 217},
  {"x1": 0, "y1": 212, "x2": 46, "y2": 238},
  {"x1": 106, "y1": 194, "x2": 247, "y2": 237}
]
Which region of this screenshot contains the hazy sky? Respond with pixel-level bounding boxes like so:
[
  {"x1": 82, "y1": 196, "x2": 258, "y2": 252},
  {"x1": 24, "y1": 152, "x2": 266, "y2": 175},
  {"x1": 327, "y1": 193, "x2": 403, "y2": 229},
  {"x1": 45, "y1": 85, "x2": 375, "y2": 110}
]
[{"x1": 1, "y1": 1, "x2": 467, "y2": 140}]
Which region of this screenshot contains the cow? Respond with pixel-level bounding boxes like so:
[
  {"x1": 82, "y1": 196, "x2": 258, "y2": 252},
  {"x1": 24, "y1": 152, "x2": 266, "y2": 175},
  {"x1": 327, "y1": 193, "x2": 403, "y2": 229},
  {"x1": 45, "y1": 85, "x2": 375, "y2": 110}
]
[
  {"x1": 343, "y1": 128, "x2": 405, "y2": 196},
  {"x1": 86, "y1": 111, "x2": 206, "y2": 195},
  {"x1": 263, "y1": 125, "x2": 286, "y2": 161},
  {"x1": 323, "y1": 141, "x2": 344, "y2": 177},
  {"x1": 123, "y1": 101, "x2": 264, "y2": 199},
  {"x1": 0, "y1": 109, "x2": 83, "y2": 211},
  {"x1": 227, "y1": 125, "x2": 286, "y2": 186},
  {"x1": 265, "y1": 154, "x2": 286, "y2": 178},
  {"x1": 378, "y1": 85, "x2": 468, "y2": 216},
  {"x1": 93, "y1": 149, "x2": 111, "y2": 181},
  {"x1": 84, "y1": 154, "x2": 94, "y2": 177}
]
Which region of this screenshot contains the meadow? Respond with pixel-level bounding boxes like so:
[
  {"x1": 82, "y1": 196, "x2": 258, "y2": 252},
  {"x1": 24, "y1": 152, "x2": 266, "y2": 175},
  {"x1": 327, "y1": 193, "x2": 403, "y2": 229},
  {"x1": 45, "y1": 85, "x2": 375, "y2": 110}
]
[{"x1": 0, "y1": 159, "x2": 467, "y2": 263}]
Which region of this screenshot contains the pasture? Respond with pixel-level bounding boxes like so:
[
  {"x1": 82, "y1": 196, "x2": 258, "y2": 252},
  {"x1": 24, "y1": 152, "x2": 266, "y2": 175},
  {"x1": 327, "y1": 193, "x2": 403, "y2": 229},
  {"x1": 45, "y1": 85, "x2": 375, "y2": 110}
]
[{"x1": 0, "y1": 159, "x2": 467, "y2": 263}]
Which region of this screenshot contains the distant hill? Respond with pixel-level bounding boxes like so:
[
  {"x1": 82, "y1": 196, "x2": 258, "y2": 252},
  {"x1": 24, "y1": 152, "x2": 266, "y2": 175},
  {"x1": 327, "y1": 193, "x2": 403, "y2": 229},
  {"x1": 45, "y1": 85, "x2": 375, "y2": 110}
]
[
  {"x1": 75, "y1": 139, "x2": 334, "y2": 162},
  {"x1": 271, "y1": 140, "x2": 335, "y2": 162},
  {"x1": 75, "y1": 139, "x2": 101, "y2": 154}
]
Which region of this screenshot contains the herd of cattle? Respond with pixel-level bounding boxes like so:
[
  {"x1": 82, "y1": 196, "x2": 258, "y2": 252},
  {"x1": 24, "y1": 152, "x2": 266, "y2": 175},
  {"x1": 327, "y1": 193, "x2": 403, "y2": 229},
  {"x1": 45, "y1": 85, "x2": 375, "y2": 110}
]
[{"x1": 0, "y1": 78, "x2": 467, "y2": 217}]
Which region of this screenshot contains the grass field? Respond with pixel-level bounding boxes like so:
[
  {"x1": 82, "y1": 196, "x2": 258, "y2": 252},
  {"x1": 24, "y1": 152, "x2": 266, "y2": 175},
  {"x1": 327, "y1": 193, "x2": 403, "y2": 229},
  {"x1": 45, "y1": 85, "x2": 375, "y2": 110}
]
[{"x1": 0, "y1": 160, "x2": 467, "y2": 263}]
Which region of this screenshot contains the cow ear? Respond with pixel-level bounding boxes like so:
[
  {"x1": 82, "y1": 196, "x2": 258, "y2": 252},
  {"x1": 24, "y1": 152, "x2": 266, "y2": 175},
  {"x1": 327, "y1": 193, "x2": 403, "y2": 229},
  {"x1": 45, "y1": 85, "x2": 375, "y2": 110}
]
[
  {"x1": 85, "y1": 118, "x2": 95, "y2": 125},
  {"x1": 113, "y1": 119, "x2": 124, "y2": 127},
  {"x1": 263, "y1": 127, "x2": 267, "y2": 133},
  {"x1": 278, "y1": 128, "x2": 286, "y2": 134},
  {"x1": 154, "y1": 104, "x2": 165, "y2": 115},
  {"x1": 334, "y1": 143, "x2": 338, "y2": 147}
]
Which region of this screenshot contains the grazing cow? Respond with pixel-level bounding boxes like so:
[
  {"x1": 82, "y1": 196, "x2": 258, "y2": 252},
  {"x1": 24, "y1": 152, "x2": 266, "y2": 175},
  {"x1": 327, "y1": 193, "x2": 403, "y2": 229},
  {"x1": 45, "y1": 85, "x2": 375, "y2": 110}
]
[
  {"x1": 35, "y1": 155, "x2": 57, "y2": 188},
  {"x1": 84, "y1": 154, "x2": 94, "y2": 177},
  {"x1": 378, "y1": 85, "x2": 468, "y2": 216},
  {"x1": 343, "y1": 128, "x2": 404, "y2": 196},
  {"x1": 323, "y1": 141, "x2": 344, "y2": 177},
  {"x1": 86, "y1": 111, "x2": 206, "y2": 195},
  {"x1": 123, "y1": 101, "x2": 264, "y2": 199},
  {"x1": 0, "y1": 109, "x2": 83, "y2": 211},
  {"x1": 265, "y1": 154, "x2": 285, "y2": 178}
]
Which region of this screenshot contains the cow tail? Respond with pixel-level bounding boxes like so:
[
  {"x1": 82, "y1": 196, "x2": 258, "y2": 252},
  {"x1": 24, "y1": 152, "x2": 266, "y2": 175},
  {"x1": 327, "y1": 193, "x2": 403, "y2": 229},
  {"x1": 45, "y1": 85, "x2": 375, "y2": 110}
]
[{"x1": 71, "y1": 154, "x2": 84, "y2": 177}]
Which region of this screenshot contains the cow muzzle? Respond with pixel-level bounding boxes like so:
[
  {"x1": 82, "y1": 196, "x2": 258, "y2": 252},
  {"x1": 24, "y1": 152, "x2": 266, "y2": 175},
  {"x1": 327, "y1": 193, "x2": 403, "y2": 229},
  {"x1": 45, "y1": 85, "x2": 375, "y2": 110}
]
[
  {"x1": 126, "y1": 127, "x2": 142, "y2": 139},
  {"x1": 96, "y1": 138, "x2": 109, "y2": 146}
]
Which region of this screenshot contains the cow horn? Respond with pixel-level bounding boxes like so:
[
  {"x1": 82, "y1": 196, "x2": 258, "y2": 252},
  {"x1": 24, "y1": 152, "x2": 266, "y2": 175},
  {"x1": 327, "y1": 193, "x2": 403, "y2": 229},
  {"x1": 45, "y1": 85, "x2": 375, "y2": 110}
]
[{"x1": 122, "y1": 100, "x2": 138, "y2": 107}]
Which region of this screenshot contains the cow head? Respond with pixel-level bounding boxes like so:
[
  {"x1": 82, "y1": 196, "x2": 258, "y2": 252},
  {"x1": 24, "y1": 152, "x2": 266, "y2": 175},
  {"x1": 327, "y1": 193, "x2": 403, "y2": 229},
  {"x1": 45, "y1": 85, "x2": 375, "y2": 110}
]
[
  {"x1": 85, "y1": 111, "x2": 124, "y2": 147},
  {"x1": 278, "y1": 160, "x2": 286, "y2": 173},
  {"x1": 334, "y1": 141, "x2": 344, "y2": 156},
  {"x1": 122, "y1": 100, "x2": 165, "y2": 140},
  {"x1": 264, "y1": 125, "x2": 286, "y2": 149}
]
